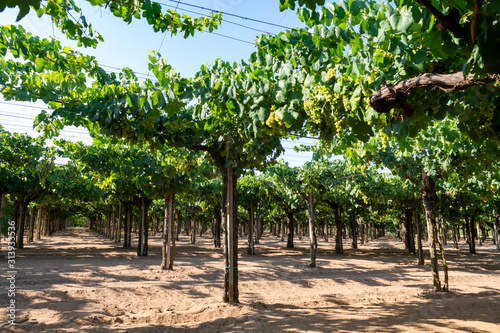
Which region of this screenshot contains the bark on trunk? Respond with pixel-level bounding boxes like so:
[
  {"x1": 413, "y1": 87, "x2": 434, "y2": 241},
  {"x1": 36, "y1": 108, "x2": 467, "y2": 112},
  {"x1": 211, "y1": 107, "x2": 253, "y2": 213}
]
[
  {"x1": 405, "y1": 209, "x2": 416, "y2": 254},
  {"x1": 421, "y1": 169, "x2": 444, "y2": 291},
  {"x1": 190, "y1": 212, "x2": 196, "y2": 244},
  {"x1": 213, "y1": 208, "x2": 221, "y2": 248},
  {"x1": 106, "y1": 211, "x2": 111, "y2": 239},
  {"x1": 42, "y1": 210, "x2": 49, "y2": 237},
  {"x1": 437, "y1": 215, "x2": 449, "y2": 291},
  {"x1": 334, "y1": 204, "x2": 343, "y2": 254},
  {"x1": 247, "y1": 202, "x2": 255, "y2": 255},
  {"x1": 34, "y1": 206, "x2": 42, "y2": 241},
  {"x1": 223, "y1": 161, "x2": 239, "y2": 303},
  {"x1": 16, "y1": 198, "x2": 28, "y2": 249},
  {"x1": 161, "y1": 192, "x2": 175, "y2": 270},
  {"x1": 307, "y1": 193, "x2": 317, "y2": 267},
  {"x1": 221, "y1": 166, "x2": 229, "y2": 301},
  {"x1": 415, "y1": 210, "x2": 424, "y2": 265},
  {"x1": 324, "y1": 217, "x2": 329, "y2": 242},
  {"x1": 280, "y1": 218, "x2": 285, "y2": 242},
  {"x1": 35, "y1": 206, "x2": 42, "y2": 240},
  {"x1": 494, "y1": 215, "x2": 499, "y2": 252},
  {"x1": 286, "y1": 212, "x2": 294, "y2": 248},
  {"x1": 370, "y1": 71, "x2": 500, "y2": 116},
  {"x1": 27, "y1": 206, "x2": 35, "y2": 243},
  {"x1": 452, "y1": 226, "x2": 459, "y2": 249},
  {"x1": 358, "y1": 218, "x2": 364, "y2": 245},
  {"x1": 137, "y1": 195, "x2": 150, "y2": 257},
  {"x1": 116, "y1": 201, "x2": 122, "y2": 243},
  {"x1": 466, "y1": 215, "x2": 476, "y2": 254},
  {"x1": 349, "y1": 213, "x2": 357, "y2": 249}
]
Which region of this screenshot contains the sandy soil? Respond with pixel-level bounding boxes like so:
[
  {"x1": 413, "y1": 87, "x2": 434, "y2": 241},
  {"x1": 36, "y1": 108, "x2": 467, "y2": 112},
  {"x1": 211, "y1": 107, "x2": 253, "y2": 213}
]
[{"x1": 1, "y1": 227, "x2": 500, "y2": 332}]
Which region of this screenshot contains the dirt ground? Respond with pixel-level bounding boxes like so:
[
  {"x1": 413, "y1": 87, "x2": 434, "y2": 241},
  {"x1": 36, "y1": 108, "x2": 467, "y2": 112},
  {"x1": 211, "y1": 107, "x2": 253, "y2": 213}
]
[{"x1": 1, "y1": 227, "x2": 500, "y2": 332}]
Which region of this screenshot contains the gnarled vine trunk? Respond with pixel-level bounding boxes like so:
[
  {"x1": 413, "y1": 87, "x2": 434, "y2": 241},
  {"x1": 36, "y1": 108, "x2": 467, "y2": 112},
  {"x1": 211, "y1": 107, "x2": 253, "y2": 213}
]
[
  {"x1": 213, "y1": 208, "x2": 221, "y2": 248},
  {"x1": 349, "y1": 213, "x2": 357, "y2": 249},
  {"x1": 415, "y1": 209, "x2": 424, "y2": 265},
  {"x1": 247, "y1": 202, "x2": 255, "y2": 255},
  {"x1": 405, "y1": 208, "x2": 416, "y2": 254},
  {"x1": 16, "y1": 197, "x2": 29, "y2": 249},
  {"x1": 286, "y1": 211, "x2": 294, "y2": 249},
  {"x1": 136, "y1": 194, "x2": 151, "y2": 257},
  {"x1": 307, "y1": 193, "x2": 317, "y2": 267},
  {"x1": 421, "y1": 168, "x2": 448, "y2": 291},
  {"x1": 223, "y1": 161, "x2": 239, "y2": 303},
  {"x1": 161, "y1": 192, "x2": 175, "y2": 270},
  {"x1": 190, "y1": 212, "x2": 196, "y2": 244},
  {"x1": 465, "y1": 215, "x2": 476, "y2": 254},
  {"x1": 494, "y1": 215, "x2": 499, "y2": 252}
]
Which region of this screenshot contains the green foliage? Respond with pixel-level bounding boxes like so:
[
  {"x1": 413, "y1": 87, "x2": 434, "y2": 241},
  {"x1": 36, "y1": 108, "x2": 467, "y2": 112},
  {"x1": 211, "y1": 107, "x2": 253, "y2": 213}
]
[
  {"x1": 279, "y1": 0, "x2": 325, "y2": 11},
  {"x1": 0, "y1": 0, "x2": 41, "y2": 21}
]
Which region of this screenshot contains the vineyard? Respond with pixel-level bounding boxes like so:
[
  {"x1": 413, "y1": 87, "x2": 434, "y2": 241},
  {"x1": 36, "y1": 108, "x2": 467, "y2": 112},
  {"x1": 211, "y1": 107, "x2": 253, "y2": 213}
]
[{"x1": 1, "y1": 0, "x2": 500, "y2": 332}]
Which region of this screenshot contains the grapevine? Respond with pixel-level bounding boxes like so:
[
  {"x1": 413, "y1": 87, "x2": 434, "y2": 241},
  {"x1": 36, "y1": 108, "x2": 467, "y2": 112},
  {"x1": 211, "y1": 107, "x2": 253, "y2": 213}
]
[
  {"x1": 378, "y1": 128, "x2": 389, "y2": 149},
  {"x1": 326, "y1": 68, "x2": 336, "y2": 80},
  {"x1": 478, "y1": 100, "x2": 495, "y2": 128},
  {"x1": 265, "y1": 106, "x2": 285, "y2": 135}
]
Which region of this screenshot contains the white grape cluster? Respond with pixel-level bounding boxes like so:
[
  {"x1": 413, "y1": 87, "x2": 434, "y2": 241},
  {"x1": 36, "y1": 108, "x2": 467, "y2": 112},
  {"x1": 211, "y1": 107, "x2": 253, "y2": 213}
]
[
  {"x1": 342, "y1": 96, "x2": 350, "y2": 112},
  {"x1": 265, "y1": 105, "x2": 284, "y2": 135},
  {"x1": 304, "y1": 84, "x2": 334, "y2": 123},
  {"x1": 326, "y1": 68, "x2": 336, "y2": 80},
  {"x1": 304, "y1": 83, "x2": 345, "y2": 136},
  {"x1": 334, "y1": 117, "x2": 343, "y2": 133},
  {"x1": 378, "y1": 128, "x2": 389, "y2": 149}
]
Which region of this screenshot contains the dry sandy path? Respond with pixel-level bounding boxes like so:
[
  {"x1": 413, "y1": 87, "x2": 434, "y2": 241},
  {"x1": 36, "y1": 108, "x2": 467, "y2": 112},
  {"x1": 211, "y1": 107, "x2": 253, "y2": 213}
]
[{"x1": 2, "y1": 227, "x2": 500, "y2": 332}]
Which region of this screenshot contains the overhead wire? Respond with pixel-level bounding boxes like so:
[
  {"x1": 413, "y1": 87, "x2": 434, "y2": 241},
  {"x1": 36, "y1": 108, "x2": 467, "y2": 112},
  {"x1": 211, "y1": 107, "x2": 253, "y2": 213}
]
[
  {"x1": 160, "y1": 2, "x2": 277, "y2": 36},
  {"x1": 156, "y1": 0, "x2": 369, "y2": 49},
  {"x1": 209, "y1": 32, "x2": 254, "y2": 45},
  {"x1": 159, "y1": 0, "x2": 295, "y2": 30}
]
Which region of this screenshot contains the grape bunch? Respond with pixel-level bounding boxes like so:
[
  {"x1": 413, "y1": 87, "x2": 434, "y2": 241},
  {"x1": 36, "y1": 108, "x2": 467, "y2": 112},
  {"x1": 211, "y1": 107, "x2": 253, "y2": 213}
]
[
  {"x1": 334, "y1": 117, "x2": 344, "y2": 136},
  {"x1": 378, "y1": 128, "x2": 389, "y2": 149},
  {"x1": 366, "y1": 74, "x2": 376, "y2": 85},
  {"x1": 265, "y1": 106, "x2": 285, "y2": 135},
  {"x1": 342, "y1": 96, "x2": 350, "y2": 112},
  {"x1": 326, "y1": 68, "x2": 336, "y2": 80},
  {"x1": 304, "y1": 84, "x2": 334, "y2": 123},
  {"x1": 303, "y1": 83, "x2": 347, "y2": 138},
  {"x1": 316, "y1": 84, "x2": 333, "y2": 102}
]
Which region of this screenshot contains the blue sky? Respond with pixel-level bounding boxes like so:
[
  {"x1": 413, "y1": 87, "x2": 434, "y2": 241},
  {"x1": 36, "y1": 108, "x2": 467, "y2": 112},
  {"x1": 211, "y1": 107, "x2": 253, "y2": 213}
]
[{"x1": 0, "y1": 0, "x2": 325, "y2": 166}]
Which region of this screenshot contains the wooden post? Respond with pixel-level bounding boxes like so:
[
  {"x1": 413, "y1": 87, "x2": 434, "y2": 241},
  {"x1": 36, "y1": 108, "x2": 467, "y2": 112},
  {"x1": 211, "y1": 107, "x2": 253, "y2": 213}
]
[
  {"x1": 161, "y1": 192, "x2": 174, "y2": 270},
  {"x1": 27, "y1": 206, "x2": 35, "y2": 243},
  {"x1": 224, "y1": 137, "x2": 238, "y2": 303},
  {"x1": 415, "y1": 209, "x2": 424, "y2": 265},
  {"x1": 226, "y1": 160, "x2": 237, "y2": 302},
  {"x1": 421, "y1": 168, "x2": 444, "y2": 291},
  {"x1": 247, "y1": 202, "x2": 254, "y2": 255},
  {"x1": 116, "y1": 201, "x2": 122, "y2": 243},
  {"x1": 493, "y1": 216, "x2": 499, "y2": 252},
  {"x1": 307, "y1": 192, "x2": 317, "y2": 267}
]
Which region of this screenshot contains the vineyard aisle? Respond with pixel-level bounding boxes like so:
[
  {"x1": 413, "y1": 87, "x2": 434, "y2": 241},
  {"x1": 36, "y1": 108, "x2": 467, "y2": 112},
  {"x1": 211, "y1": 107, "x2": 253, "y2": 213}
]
[{"x1": 2, "y1": 227, "x2": 500, "y2": 332}]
